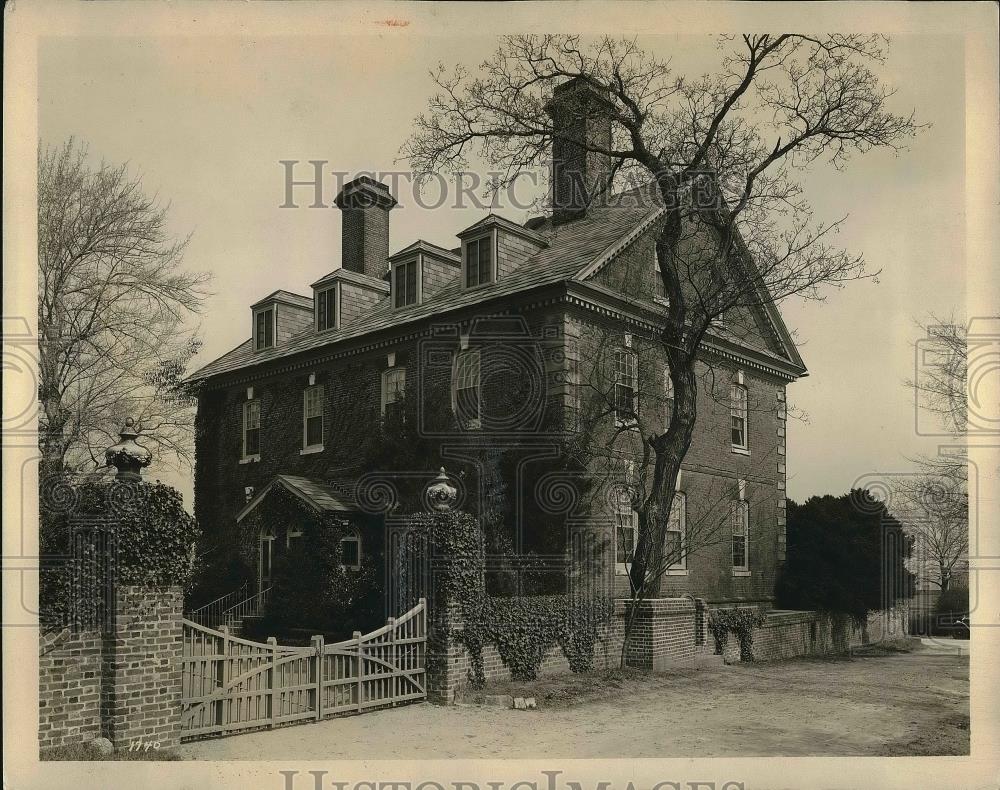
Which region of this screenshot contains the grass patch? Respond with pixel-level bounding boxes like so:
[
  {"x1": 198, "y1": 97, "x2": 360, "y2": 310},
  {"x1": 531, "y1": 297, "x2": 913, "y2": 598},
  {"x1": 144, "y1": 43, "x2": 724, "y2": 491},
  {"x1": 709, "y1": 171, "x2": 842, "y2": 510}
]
[{"x1": 41, "y1": 743, "x2": 181, "y2": 761}]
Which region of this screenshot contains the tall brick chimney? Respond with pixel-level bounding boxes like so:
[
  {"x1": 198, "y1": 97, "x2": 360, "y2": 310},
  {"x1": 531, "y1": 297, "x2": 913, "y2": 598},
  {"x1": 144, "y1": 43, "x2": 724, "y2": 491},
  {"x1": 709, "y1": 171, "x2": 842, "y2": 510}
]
[
  {"x1": 335, "y1": 176, "x2": 398, "y2": 280},
  {"x1": 545, "y1": 77, "x2": 613, "y2": 225}
]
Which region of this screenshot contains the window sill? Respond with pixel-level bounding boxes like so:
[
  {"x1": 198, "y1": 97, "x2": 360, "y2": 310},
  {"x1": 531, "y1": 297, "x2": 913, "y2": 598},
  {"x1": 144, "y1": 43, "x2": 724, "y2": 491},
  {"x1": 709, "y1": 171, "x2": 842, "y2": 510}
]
[
  {"x1": 300, "y1": 445, "x2": 324, "y2": 455},
  {"x1": 731, "y1": 446, "x2": 751, "y2": 457},
  {"x1": 732, "y1": 569, "x2": 752, "y2": 577},
  {"x1": 665, "y1": 568, "x2": 688, "y2": 576},
  {"x1": 239, "y1": 455, "x2": 260, "y2": 465}
]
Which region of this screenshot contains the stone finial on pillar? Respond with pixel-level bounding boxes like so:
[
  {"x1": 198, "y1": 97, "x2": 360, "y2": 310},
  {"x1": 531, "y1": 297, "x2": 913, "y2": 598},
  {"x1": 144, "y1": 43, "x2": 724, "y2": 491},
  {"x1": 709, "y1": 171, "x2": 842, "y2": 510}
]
[
  {"x1": 425, "y1": 467, "x2": 458, "y2": 512},
  {"x1": 105, "y1": 418, "x2": 152, "y2": 481}
]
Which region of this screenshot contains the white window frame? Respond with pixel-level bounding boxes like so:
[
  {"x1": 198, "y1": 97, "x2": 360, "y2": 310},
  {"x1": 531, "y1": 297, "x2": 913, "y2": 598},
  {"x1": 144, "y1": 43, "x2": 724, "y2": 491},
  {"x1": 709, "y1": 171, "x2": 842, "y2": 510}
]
[
  {"x1": 381, "y1": 366, "x2": 407, "y2": 418},
  {"x1": 339, "y1": 530, "x2": 362, "y2": 571},
  {"x1": 254, "y1": 305, "x2": 275, "y2": 351},
  {"x1": 453, "y1": 348, "x2": 482, "y2": 428},
  {"x1": 613, "y1": 459, "x2": 637, "y2": 575},
  {"x1": 732, "y1": 497, "x2": 750, "y2": 574},
  {"x1": 286, "y1": 526, "x2": 303, "y2": 550},
  {"x1": 463, "y1": 231, "x2": 496, "y2": 289},
  {"x1": 730, "y1": 376, "x2": 749, "y2": 454},
  {"x1": 393, "y1": 257, "x2": 421, "y2": 309},
  {"x1": 301, "y1": 385, "x2": 324, "y2": 453},
  {"x1": 241, "y1": 399, "x2": 261, "y2": 462},
  {"x1": 613, "y1": 347, "x2": 639, "y2": 427},
  {"x1": 666, "y1": 491, "x2": 687, "y2": 573},
  {"x1": 315, "y1": 283, "x2": 339, "y2": 332}
]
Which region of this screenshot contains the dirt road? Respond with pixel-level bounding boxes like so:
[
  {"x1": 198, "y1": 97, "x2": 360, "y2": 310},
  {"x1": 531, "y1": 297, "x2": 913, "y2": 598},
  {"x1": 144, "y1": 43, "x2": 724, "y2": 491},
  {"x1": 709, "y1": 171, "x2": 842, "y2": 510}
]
[{"x1": 179, "y1": 646, "x2": 969, "y2": 759}]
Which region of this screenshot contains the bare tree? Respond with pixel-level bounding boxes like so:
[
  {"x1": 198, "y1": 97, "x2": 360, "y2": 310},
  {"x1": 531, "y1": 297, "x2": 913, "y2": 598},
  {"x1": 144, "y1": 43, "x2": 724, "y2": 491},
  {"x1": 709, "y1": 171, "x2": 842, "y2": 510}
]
[
  {"x1": 896, "y1": 317, "x2": 970, "y2": 591},
  {"x1": 404, "y1": 34, "x2": 922, "y2": 655},
  {"x1": 38, "y1": 139, "x2": 210, "y2": 481}
]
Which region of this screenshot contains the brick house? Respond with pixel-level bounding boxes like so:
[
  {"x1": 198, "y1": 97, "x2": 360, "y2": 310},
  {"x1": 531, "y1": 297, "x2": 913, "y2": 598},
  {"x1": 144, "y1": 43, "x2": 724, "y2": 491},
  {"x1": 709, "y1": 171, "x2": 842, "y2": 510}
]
[{"x1": 187, "y1": 78, "x2": 807, "y2": 617}]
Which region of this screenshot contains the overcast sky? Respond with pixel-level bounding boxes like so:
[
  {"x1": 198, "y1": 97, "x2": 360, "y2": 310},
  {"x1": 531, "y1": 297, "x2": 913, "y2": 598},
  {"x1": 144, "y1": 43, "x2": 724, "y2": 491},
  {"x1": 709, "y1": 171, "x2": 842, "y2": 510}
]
[{"x1": 39, "y1": 32, "x2": 969, "y2": 509}]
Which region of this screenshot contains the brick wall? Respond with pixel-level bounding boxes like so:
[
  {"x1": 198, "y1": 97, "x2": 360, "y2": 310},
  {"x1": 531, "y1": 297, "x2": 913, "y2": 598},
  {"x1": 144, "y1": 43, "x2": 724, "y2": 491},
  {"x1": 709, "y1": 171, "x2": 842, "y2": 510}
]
[
  {"x1": 716, "y1": 607, "x2": 910, "y2": 664},
  {"x1": 39, "y1": 628, "x2": 103, "y2": 750},
  {"x1": 38, "y1": 585, "x2": 184, "y2": 754}
]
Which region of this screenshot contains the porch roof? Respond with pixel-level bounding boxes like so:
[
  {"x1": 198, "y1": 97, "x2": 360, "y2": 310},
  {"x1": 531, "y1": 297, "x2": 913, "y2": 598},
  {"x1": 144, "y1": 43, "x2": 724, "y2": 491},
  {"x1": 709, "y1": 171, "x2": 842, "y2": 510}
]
[{"x1": 236, "y1": 474, "x2": 358, "y2": 523}]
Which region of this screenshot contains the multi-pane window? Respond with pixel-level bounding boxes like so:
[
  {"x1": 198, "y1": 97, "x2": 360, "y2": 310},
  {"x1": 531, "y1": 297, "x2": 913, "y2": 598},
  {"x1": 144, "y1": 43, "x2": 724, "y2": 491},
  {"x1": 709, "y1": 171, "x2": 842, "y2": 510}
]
[
  {"x1": 614, "y1": 349, "x2": 638, "y2": 425},
  {"x1": 340, "y1": 532, "x2": 361, "y2": 570},
  {"x1": 381, "y1": 367, "x2": 407, "y2": 421},
  {"x1": 454, "y1": 349, "x2": 481, "y2": 427},
  {"x1": 731, "y1": 382, "x2": 748, "y2": 449},
  {"x1": 663, "y1": 366, "x2": 675, "y2": 428},
  {"x1": 732, "y1": 499, "x2": 750, "y2": 570},
  {"x1": 255, "y1": 307, "x2": 275, "y2": 350},
  {"x1": 242, "y1": 400, "x2": 260, "y2": 459},
  {"x1": 394, "y1": 260, "x2": 418, "y2": 308},
  {"x1": 316, "y1": 286, "x2": 337, "y2": 331},
  {"x1": 614, "y1": 460, "x2": 637, "y2": 570},
  {"x1": 465, "y1": 236, "x2": 493, "y2": 288},
  {"x1": 666, "y1": 492, "x2": 686, "y2": 570},
  {"x1": 302, "y1": 385, "x2": 324, "y2": 449}
]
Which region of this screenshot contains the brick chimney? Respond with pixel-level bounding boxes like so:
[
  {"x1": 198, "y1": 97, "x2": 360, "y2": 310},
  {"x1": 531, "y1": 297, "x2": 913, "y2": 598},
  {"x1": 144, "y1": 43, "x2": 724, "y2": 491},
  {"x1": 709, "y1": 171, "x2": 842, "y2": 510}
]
[
  {"x1": 545, "y1": 77, "x2": 613, "y2": 225},
  {"x1": 335, "y1": 176, "x2": 398, "y2": 279}
]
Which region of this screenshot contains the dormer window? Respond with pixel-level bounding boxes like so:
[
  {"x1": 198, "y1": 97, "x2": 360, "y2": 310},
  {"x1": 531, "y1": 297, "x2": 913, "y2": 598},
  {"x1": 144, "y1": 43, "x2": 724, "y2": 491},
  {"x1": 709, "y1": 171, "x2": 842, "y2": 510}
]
[
  {"x1": 316, "y1": 284, "x2": 338, "y2": 332},
  {"x1": 393, "y1": 259, "x2": 419, "y2": 308},
  {"x1": 255, "y1": 307, "x2": 275, "y2": 350},
  {"x1": 464, "y1": 235, "x2": 494, "y2": 288}
]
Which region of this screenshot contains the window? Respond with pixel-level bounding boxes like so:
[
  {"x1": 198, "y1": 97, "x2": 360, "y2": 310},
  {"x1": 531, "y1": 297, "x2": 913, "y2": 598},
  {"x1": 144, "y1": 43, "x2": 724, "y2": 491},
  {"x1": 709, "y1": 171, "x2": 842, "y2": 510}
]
[
  {"x1": 454, "y1": 349, "x2": 481, "y2": 427},
  {"x1": 653, "y1": 257, "x2": 668, "y2": 304},
  {"x1": 663, "y1": 366, "x2": 675, "y2": 428},
  {"x1": 242, "y1": 400, "x2": 260, "y2": 459},
  {"x1": 302, "y1": 385, "x2": 324, "y2": 450},
  {"x1": 381, "y1": 367, "x2": 407, "y2": 421},
  {"x1": 339, "y1": 531, "x2": 361, "y2": 570},
  {"x1": 465, "y1": 236, "x2": 493, "y2": 288},
  {"x1": 614, "y1": 349, "x2": 638, "y2": 426},
  {"x1": 614, "y1": 460, "x2": 637, "y2": 573},
  {"x1": 731, "y1": 382, "x2": 748, "y2": 450},
  {"x1": 666, "y1": 492, "x2": 686, "y2": 570},
  {"x1": 316, "y1": 286, "x2": 337, "y2": 331},
  {"x1": 394, "y1": 260, "x2": 418, "y2": 307},
  {"x1": 255, "y1": 307, "x2": 275, "y2": 350},
  {"x1": 732, "y1": 499, "x2": 750, "y2": 571},
  {"x1": 286, "y1": 526, "x2": 303, "y2": 550}
]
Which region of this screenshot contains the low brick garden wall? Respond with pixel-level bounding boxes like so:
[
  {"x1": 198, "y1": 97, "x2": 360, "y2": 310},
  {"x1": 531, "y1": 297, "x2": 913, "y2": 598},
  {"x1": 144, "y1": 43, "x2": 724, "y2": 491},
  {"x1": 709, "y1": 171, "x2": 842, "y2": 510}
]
[
  {"x1": 39, "y1": 628, "x2": 103, "y2": 750},
  {"x1": 428, "y1": 596, "x2": 704, "y2": 702},
  {"x1": 718, "y1": 607, "x2": 909, "y2": 664}
]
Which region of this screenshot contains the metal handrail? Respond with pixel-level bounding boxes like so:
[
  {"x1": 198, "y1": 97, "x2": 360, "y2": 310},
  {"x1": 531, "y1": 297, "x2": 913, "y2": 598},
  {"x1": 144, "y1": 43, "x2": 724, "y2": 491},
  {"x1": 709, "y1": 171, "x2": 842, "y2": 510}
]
[
  {"x1": 186, "y1": 581, "x2": 249, "y2": 626},
  {"x1": 221, "y1": 586, "x2": 272, "y2": 622}
]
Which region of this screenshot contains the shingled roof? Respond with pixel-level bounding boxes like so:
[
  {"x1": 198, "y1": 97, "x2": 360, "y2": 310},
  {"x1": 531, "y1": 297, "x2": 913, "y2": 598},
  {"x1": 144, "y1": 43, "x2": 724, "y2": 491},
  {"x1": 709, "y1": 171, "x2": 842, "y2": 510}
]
[{"x1": 187, "y1": 185, "x2": 665, "y2": 383}]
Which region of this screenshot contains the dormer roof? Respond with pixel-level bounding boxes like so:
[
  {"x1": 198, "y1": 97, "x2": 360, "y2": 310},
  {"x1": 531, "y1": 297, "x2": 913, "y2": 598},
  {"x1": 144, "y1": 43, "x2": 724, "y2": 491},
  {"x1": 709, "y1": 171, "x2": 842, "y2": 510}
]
[
  {"x1": 388, "y1": 240, "x2": 461, "y2": 265},
  {"x1": 250, "y1": 290, "x2": 313, "y2": 310},
  {"x1": 310, "y1": 268, "x2": 390, "y2": 293},
  {"x1": 456, "y1": 213, "x2": 549, "y2": 247}
]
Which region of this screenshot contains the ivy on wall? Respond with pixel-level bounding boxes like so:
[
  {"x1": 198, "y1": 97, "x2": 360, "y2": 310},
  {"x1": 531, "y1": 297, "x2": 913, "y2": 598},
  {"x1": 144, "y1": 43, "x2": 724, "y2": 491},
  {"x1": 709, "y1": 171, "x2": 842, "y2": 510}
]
[
  {"x1": 708, "y1": 607, "x2": 767, "y2": 662},
  {"x1": 408, "y1": 510, "x2": 612, "y2": 684}
]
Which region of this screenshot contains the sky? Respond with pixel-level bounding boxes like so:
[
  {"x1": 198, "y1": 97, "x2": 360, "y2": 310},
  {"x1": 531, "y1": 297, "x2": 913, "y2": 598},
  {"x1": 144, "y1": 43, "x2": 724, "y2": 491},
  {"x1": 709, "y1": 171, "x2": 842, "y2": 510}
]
[{"x1": 38, "y1": 32, "x2": 969, "y2": 510}]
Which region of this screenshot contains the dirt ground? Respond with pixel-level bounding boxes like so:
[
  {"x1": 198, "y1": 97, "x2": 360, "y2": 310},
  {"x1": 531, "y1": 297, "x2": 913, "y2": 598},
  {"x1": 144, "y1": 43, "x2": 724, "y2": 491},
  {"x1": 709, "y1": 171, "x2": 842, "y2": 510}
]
[{"x1": 179, "y1": 643, "x2": 969, "y2": 759}]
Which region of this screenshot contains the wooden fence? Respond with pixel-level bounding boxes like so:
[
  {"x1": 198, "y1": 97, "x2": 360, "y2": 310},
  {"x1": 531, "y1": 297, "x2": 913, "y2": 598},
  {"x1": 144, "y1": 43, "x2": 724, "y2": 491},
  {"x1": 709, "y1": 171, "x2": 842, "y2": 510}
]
[{"x1": 180, "y1": 598, "x2": 426, "y2": 740}]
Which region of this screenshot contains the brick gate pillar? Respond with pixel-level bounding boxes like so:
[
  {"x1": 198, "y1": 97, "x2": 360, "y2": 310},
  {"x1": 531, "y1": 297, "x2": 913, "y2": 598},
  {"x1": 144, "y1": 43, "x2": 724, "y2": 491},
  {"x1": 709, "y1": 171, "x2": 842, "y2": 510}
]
[{"x1": 623, "y1": 598, "x2": 697, "y2": 670}]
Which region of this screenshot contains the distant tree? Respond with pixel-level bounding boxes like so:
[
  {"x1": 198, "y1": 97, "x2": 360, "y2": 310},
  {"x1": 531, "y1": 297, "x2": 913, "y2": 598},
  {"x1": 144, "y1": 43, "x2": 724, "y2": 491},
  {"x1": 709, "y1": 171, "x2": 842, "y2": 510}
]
[
  {"x1": 776, "y1": 489, "x2": 915, "y2": 622},
  {"x1": 38, "y1": 139, "x2": 210, "y2": 481}
]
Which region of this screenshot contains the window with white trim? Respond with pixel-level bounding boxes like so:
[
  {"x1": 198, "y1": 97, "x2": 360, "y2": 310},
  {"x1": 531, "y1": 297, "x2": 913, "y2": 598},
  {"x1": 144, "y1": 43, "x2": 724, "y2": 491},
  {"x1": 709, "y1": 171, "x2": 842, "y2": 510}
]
[
  {"x1": 732, "y1": 499, "x2": 750, "y2": 570},
  {"x1": 302, "y1": 385, "x2": 324, "y2": 449},
  {"x1": 381, "y1": 367, "x2": 407, "y2": 421},
  {"x1": 614, "y1": 348, "x2": 638, "y2": 426},
  {"x1": 663, "y1": 366, "x2": 675, "y2": 429},
  {"x1": 731, "y1": 381, "x2": 748, "y2": 449},
  {"x1": 614, "y1": 460, "x2": 637, "y2": 573},
  {"x1": 393, "y1": 259, "x2": 419, "y2": 308},
  {"x1": 666, "y1": 491, "x2": 686, "y2": 570},
  {"x1": 286, "y1": 526, "x2": 303, "y2": 550},
  {"x1": 339, "y1": 531, "x2": 361, "y2": 570},
  {"x1": 242, "y1": 400, "x2": 260, "y2": 459},
  {"x1": 464, "y1": 236, "x2": 493, "y2": 288},
  {"x1": 316, "y1": 285, "x2": 337, "y2": 331},
  {"x1": 453, "y1": 348, "x2": 481, "y2": 427},
  {"x1": 255, "y1": 307, "x2": 275, "y2": 350}
]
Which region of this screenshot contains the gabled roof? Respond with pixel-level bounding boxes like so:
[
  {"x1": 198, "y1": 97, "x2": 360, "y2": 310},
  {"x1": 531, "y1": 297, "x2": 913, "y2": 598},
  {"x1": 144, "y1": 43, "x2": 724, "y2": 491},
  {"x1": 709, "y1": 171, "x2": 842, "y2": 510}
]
[
  {"x1": 235, "y1": 474, "x2": 357, "y2": 523},
  {"x1": 457, "y1": 213, "x2": 549, "y2": 246},
  {"x1": 311, "y1": 268, "x2": 390, "y2": 292},
  {"x1": 388, "y1": 239, "x2": 461, "y2": 264},
  {"x1": 250, "y1": 290, "x2": 313, "y2": 310}
]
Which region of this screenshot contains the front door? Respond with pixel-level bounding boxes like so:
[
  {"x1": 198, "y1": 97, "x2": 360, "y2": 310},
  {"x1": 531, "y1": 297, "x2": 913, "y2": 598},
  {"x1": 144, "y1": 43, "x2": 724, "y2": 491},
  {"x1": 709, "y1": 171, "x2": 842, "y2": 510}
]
[{"x1": 259, "y1": 530, "x2": 274, "y2": 592}]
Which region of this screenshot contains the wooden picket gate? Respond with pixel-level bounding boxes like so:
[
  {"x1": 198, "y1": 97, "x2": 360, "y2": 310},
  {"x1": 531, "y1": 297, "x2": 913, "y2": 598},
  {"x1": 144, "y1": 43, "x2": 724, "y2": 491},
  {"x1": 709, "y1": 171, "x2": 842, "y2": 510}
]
[{"x1": 180, "y1": 598, "x2": 426, "y2": 740}]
